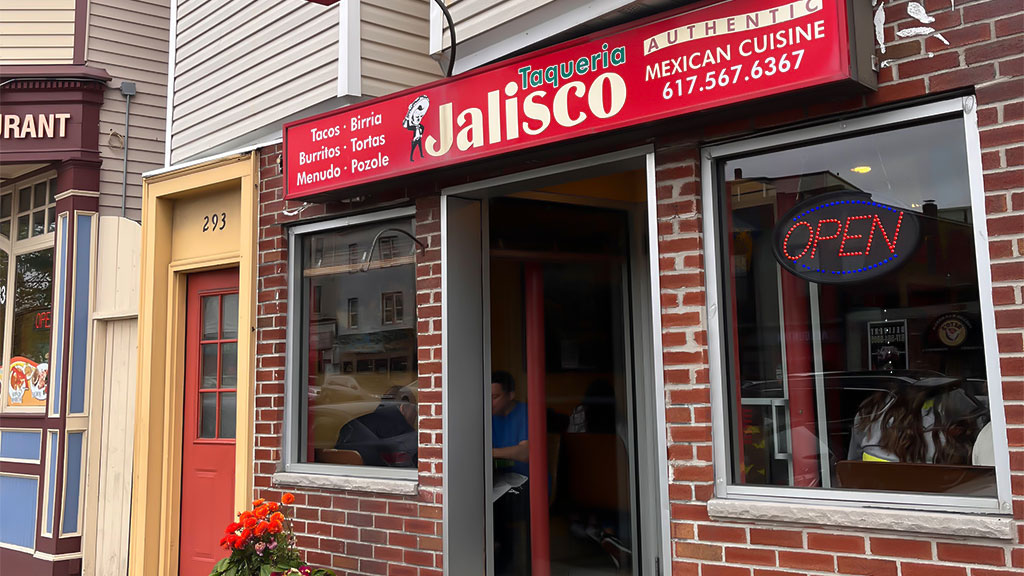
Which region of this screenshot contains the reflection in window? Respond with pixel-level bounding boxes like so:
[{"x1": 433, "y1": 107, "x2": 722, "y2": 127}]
[
  {"x1": 197, "y1": 292, "x2": 238, "y2": 439},
  {"x1": 300, "y1": 218, "x2": 417, "y2": 468},
  {"x1": 379, "y1": 236, "x2": 397, "y2": 261},
  {"x1": 382, "y1": 291, "x2": 403, "y2": 325},
  {"x1": 347, "y1": 298, "x2": 359, "y2": 329},
  {"x1": 717, "y1": 117, "x2": 995, "y2": 497},
  {"x1": 9, "y1": 249, "x2": 53, "y2": 408}
]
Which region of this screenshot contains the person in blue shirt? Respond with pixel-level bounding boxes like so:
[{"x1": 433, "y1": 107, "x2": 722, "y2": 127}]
[
  {"x1": 490, "y1": 370, "x2": 529, "y2": 572},
  {"x1": 491, "y1": 370, "x2": 529, "y2": 477}
]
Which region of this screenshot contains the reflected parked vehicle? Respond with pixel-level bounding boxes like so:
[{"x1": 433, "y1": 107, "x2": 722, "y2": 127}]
[{"x1": 309, "y1": 378, "x2": 419, "y2": 467}]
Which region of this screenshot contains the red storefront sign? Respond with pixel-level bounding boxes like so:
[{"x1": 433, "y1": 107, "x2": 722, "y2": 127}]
[{"x1": 284, "y1": 0, "x2": 871, "y2": 200}]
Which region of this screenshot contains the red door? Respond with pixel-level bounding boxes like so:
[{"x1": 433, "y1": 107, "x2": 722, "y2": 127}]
[{"x1": 179, "y1": 269, "x2": 240, "y2": 576}]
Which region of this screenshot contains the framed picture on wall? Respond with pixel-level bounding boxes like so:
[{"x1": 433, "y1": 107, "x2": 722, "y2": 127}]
[{"x1": 867, "y1": 319, "x2": 908, "y2": 371}]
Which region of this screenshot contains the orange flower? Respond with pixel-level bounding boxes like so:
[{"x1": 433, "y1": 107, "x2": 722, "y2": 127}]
[
  {"x1": 268, "y1": 519, "x2": 283, "y2": 534},
  {"x1": 239, "y1": 511, "x2": 253, "y2": 523},
  {"x1": 225, "y1": 521, "x2": 242, "y2": 534},
  {"x1": 243, "y1": 517, "x2": 257, "y2": 530},
  {"x1": 255, "y1": 504, "x2": 270, "y2": 519},
  {"x1": 252, "y1": 498, "x2": 265, "y2": 508},
  {"x1": 233, "y1": 532, "x2": 247, "y2": 549},
  {"x1": 219, "y1": 534, "x2": 232, "y2": 549},
  {"x1": 281, "y1": 492, "x2": 295, "y2": 505},
  {"x1": 267, "y1": 502, "x2": 279, "y2": 512},
  {"x1": 270, "y1": 511, "x2": 284, "y2": 524},
  {"x1": 254, "y1": 521, "x2": 269, "y2": 536}
]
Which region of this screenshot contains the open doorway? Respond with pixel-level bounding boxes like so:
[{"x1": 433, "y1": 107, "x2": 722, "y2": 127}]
[
  {"x1": 443, "y1": 150, "x2": 668, "y2": 576},
  {"x1": 489, "y1": 196, "x2": 636, "y2": 575}
]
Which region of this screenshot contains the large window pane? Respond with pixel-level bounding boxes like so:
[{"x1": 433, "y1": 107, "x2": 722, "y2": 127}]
[
  {"x1": 299, "y1": 218, "x2": 418, "y2": 468},
  {"x1": 718, "y1": 117, "x2": 994, "y2": 497},
  {"x1": 8, "y1": 249, "x2": 53, "y2": 409}
]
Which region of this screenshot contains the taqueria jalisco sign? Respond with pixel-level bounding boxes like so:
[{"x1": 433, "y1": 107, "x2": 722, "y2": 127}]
[{"x1": 284, "y1": 0, "x2": 874, "y2": 200}]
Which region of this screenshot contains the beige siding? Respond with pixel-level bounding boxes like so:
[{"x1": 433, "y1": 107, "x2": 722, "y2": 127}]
[
  {"x1": 84, "y1": 318, "x2": 139, "y2": 576},
  {"x1": 86, "y1": 0, "x2": 171, "y2": 221},
  {"x1": 170, "y1": 0, "x2": 339, "y2": 163},
  {"x1": 0, "y1": 0, "x2": 76, "y2": 64},
  {"x1": 362, "y1": 0, "x2": 441, "y2": 98},
  {"x1": 83, "y1": 217, "x2": 140, "y2": 576},
  {"x1": 441, "y1": 0, "x2": 556, "y2": 49}
]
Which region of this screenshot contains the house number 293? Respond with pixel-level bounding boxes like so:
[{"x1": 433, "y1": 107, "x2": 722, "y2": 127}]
[{"x1": 203, "y1": 212, "x2": 226, "y2": 232}]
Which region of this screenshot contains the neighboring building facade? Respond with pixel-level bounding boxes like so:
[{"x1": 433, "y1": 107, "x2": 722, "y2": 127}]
[
  {"x1": 137, "y1": 1, "x2": 1022, "y2": 576},
  {"x1": 131, "y1": 1, "x2": 441, "y2": 575},
  {"x1": 0, "y1": 0, "x2": 168, "y2": 575}
]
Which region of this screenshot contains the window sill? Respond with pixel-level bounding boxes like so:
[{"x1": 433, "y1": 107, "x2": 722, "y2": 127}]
[
  {"x1": 707, "y1": 498, "x2": 1015, "y2": 540},
  {"x1": 272, "y1": 471, "x2": 419, "y2": 496}
]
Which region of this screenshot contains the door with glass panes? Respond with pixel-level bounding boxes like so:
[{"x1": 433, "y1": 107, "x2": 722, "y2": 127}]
[{"x1": 179, "y1": 268, "x2": 239, "y2": 576}]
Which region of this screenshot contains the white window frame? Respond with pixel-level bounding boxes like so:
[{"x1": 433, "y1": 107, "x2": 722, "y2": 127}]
[
  {"x1": 282, "y1": 206, "x2": 417, "y2": 482},
  {"x1": 701, "y1": 96, "x2": 1013, "y2": 516},
  {"x1": 0, "y1": 173, "x2": 58, "y2": 415}
]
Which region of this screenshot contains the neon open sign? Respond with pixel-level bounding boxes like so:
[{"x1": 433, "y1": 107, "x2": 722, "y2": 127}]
[{"x1": 772, "y1": 191, "x2": 919, "y2": 284}]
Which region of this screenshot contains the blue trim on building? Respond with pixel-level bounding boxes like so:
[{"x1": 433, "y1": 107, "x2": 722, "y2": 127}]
[
  {"x1": 45, "y1": 431, "x2": 58, "y2": 536},
  {"x1": 61, "y1": 432, "x2": 83, "y2": 535},
  {"x1": 69, "y1": 214, "x2": 92, "y2": 415},
  {"x1": 0, "y1": 430, "x2": 42, "y2": 462},
  {"x1": 50, "y1": 214, "x2": 69, "y2": 417},
  {"x1": 0, "y1": 475, "x2": 38, "y2": 549}
]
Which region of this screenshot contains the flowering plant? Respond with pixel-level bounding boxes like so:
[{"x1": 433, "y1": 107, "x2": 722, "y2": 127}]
[{"x1": 209, "y1": 493, "x2": 335, "y2": 576}]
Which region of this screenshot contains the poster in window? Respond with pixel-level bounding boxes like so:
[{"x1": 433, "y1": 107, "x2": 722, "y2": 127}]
[{"x1": 868, "y1": 319, "x2": 908, "y2": 371}]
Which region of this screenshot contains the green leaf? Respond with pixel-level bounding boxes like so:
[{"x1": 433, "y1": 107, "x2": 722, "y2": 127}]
[
  {"x1": 260, "y1": 565, "x2": 272, "y2": 576},
  {"x1": 209, "y1": 558, "x2": 230, "y2": 575},
  {"x1": 224, "y1": 567, "x2": 237, "y2": 576}
]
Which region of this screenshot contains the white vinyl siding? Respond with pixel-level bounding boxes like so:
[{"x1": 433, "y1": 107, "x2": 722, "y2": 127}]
[
  {"x1": 362, "y1": 0, "x2": 441, "y2": 97},
  {"x1": 0, "y1": 0, "x2": 76, "y2": 64},
  {"x1": 86, "y1": 0, "x2": 171, "y2": 221},
  {"x1": 170, "y1": 0, "x2": 339, "y2": 164},
  {"x1": 441, "y1": 0, "x2": 555, "y2": 49},
  {"x1": 169, "y1": 0, "x2": 440, "y2": 164}
]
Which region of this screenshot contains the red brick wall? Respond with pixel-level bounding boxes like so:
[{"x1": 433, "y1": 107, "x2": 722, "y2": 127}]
[
  {"x1": 252, "y1": 1, "x2": 1022, "y2": 575},
  {"x1": 656, "y1": 1, "x2": 1024, "y2": 574},
  {"x1": 255, "y1": 146, "x2": 443, "y2": 575}
]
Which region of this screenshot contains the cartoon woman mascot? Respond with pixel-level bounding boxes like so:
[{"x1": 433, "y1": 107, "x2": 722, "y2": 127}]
[{"x1": 403, "y1": 95, "x2": 429, "y2": 162}]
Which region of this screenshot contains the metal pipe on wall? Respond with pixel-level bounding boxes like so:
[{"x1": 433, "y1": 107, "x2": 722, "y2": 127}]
[{"x1": 119, "y1": 82, "x2": 137, "y2": 218}]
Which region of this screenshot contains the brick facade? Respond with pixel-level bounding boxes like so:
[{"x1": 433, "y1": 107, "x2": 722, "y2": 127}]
[
  {"x1": 255, "y1": 151, "x2": 443, "y2": 574},
  {"x1": 252, "y1": 1, "x2": 1022, "y2": 574}
]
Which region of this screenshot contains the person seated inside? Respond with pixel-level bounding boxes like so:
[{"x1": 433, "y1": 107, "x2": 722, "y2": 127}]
[
  {"x1": 334, "y1": 385, "x2": 418, "y2": 467},
  {"x1": 490, "y1": 370, "x2": 529, "y2": 574},
  {"x1": 848, "y1": 376, "x2": 986, "y2": 464},
  {"x1": 492, "y1": 370, "x2": 529, "y2": 476}
]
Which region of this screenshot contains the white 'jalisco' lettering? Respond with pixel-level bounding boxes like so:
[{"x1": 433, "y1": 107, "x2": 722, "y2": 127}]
[{"x1": 424, "y1": 73, "x2": 627, "y2": 157}]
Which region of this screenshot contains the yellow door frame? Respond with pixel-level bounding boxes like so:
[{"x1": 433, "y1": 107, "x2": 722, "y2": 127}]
[{"x1": 129, "y1": 153, "x2": 259, "y2": 576}]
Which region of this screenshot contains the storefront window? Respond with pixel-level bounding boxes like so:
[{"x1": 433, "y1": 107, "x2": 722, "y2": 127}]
[
  {"x1": 1, "y1": 173, "x2": 57, "y2": 410},
  {"x1": 715, "y1": 114, "x2": 997, "y2": 498},
  {"x1": 297, "y1": 217, "x2": 418, "y2": 468},
  {"x1": 9, "y1": 249, "x2": 53, "y2": 409}
]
